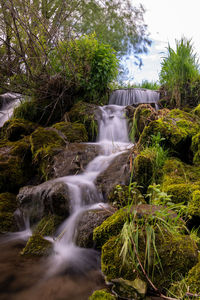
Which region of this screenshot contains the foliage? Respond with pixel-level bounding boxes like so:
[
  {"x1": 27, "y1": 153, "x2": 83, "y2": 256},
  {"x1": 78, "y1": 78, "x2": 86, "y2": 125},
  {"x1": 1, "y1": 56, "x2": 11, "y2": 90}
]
[
  {"x1": 49, "y1": 34, "x2": 119, "y2": 100},
  {"x1": 159, "y1": 37, "x2": 200, "y2": 107}
]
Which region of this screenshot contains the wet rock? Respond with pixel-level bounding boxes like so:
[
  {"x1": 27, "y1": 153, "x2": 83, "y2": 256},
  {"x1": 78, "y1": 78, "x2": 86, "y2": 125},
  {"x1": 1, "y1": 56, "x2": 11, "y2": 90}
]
[
  {"x1": 0, "y1": 193, "x2": 18, "y2": 233},
  {"x1": 0, "y1": 137, "x2": 33, "y2": 193},
  {"x1": 76, "y1": 208, "x2": 113, "y2": 248},
  {"x1": 67, "y1": 101, "x2": 100, "y2": 141},
  {"x1": 48, "y1": 143, "x2": 100, "y2": 179},
  {"x1": 53, "y1": 121, "x2": 88, "y2": 143},
  {"x1": 17, "y1": 181, "x2": 70, "y2": 225},
  {"x1": 1, "y1": 118, "x2": 37, "y2": 141},
  {"x1": 96, "y1": 151, "x2": 131, "y2": 200},
  {"x1": 21, "y1": 234, "x2": 52, "y2": 257}
]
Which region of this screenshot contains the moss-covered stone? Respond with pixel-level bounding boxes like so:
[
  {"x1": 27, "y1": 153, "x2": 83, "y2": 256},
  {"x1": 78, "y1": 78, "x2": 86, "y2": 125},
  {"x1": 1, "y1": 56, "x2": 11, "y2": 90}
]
[
  {"x1": 139, "y1": 109, "x2": 199, "y2": 162},
  {"x1": 89, "y1": 289, "x2": 116, "y2": 300},
  {"x1": 186, "y1": 258, "x2": 200, "y2": 294},
  {"x1": 193, "y1": 103, "x2": 200, "y2": 119},
  {"x1": 108, "y1": 184, "x2": 146, "y2": 209},
  {"x1": 188, "y1": 190, "x2": 200, "y2": 218},
  {"x1": 33, "y1": 215, "x2": 63, "y2": 236},
  {"x1": 133, "y1": 149, "x2": 156, "y2": 190},
  {"x1": 0, "y1": 138, "x2": 33, "y2": 192},
  {"x1": 30, "y1": 127, "x2": 65, "y2": 180},
  {"x1": 101, "y1": 229, "x2": 198, "y2": 291},
  {"x1": 53, "y1": 121, "x2": 88, "y2": 142},
  {"x1": 68, "y1": 101, "x2": 98, "y2": 141},
  {"x1": 191, "y1": 133, "x2": 200, "y2": 165},
  {"x1": 1, "y1": 118, "x2": 37, "y2": 141},
  {"x1": 21, "y1": 234, "x2": 52, "y2": 257},
  {"x1": 0, "y1": 192, "x2": 18, "y2": 233},
  {"x1": 163, "y1": 183, "x2": 199, "y2": 204},
  {"x1": 93, "y1": 208, "x2": 127, "y2": 249}
]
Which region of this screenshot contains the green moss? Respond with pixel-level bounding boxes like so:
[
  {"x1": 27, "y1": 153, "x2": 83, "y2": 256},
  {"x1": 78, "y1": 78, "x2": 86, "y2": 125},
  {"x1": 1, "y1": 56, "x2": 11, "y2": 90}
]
[
  {"x1": 139, "y1": 109, "x2": 199, "y2": 162},
  {"x1": 0, "y1": 192, "x2": 17, "y2": 212},
  {"x1": 0, "y1": 211, "x2": 17, "y2": 233},
  {"x1": 163, "y1": 183, "x2": 199, "y2": 204},
  {"x1": 101, "y1": 229, "x2": 198, "y2": 291},
  {"x1": 33, "y1": 215, "x2": 63, "y2": 236},
  {"x1": 93, "y1": 208, "x2": 127, "y2": 249},
  {"x1": 186, "y1": 259, "x2": 200, "y2": 294},
  {"x1": 68, "y1": 101, "x2": 98, "y2": 141},
  {"x1": 53, "y1": 121, "x2": 88, "y2": 142},
  {"x1": 1, "y1": 118, "x2": 37, "y2": 141},
  {"x1": 21, "y1": 234, "x2": 52, "y2": 257},
  {"x1": 108, "y1": 184, "x2": 146, "y2": 209},
  {"x1": 0, "y1": 138, "x2": 33, "y2": 192},
  {"x1": 133, "y1": 149, "x2": 156, "y2": 190},
  {"x1": 89, "y1": 289, "x2": 116, "y2": 300},
  {"x1": 188, "y1": 190, "x2": 200, "y2": 218},
  {"x1": 191, "y1": 133, "x2": 200, "y2": 165},
  {"x1": 30, "y1": 127, "x2": 65, "y2": 180},
  {"x1": 193, "y1": 103, "x2": 200, "y2": 119}
]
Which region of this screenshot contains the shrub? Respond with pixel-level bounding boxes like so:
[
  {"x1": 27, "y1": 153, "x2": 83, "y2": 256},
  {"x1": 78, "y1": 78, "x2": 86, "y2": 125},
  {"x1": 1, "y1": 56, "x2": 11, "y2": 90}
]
[{"x1": 160, "y1": 37, "x2": 200, "y2": 108}]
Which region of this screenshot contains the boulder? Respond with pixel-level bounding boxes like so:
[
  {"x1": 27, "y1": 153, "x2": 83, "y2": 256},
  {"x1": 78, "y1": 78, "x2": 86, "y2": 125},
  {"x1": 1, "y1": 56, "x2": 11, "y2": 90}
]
[
  {"x1": 1, "y1": 118, "x2": 37, "y2": 141},
  {"x1": 21, "y1": 234, "x2": 52, "y2": 257},
  {"x1": 17, "y1": 181, "x2": 70, "y2": 225},
  {"x1": 67, "y1": 101, "x2": 99, "y2": 141},
  {"x1": 53, "y1": 121, "x2": 88, "y2": 143},
  {"x1": 96, "y1": 151, "x2": 130, "y2": 200},
  {"x1": 76, "y1": 209, "x2": 113, "y2": 248}
]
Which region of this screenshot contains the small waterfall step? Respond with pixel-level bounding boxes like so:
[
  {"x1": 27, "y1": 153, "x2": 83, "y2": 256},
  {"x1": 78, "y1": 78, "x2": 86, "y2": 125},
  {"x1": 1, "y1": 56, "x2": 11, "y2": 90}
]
[{"x1": 109, "y1": 88, "x2": 160, "y2": 108}]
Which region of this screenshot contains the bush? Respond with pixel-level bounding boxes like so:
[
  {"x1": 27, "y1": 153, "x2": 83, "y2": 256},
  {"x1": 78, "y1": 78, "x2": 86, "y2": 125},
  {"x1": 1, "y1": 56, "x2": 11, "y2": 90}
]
[
  {"x1": 160, "y1": 38, "x2": 200, "y2": 108},
  {"x1": 49, "y1": 34, "x2": 119, "y2": 100}
]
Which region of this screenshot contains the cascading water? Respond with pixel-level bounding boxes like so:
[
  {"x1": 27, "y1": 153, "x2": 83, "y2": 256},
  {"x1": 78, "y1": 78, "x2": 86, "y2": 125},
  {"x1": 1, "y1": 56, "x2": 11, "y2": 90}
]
[
  {"x1": 109, "y1": 88, "x2": 160, "y2": 109},
  {"x1": 0, "y1": 93, "x2": 21, "y2": 127},
  {"x1": 47, "y1": 105, "x2": 132, "y2": 276}
]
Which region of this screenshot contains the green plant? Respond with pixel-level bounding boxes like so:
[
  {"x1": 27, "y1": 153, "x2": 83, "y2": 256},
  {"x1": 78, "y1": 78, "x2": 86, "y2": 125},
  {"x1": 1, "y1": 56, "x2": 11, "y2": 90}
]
[{"x1": 160, "y1": 37, "x2": 200, "y2": 107}]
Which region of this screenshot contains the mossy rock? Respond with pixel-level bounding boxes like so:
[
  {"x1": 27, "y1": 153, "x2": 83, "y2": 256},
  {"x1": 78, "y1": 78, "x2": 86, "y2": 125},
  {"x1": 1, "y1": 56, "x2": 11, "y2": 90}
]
[
  {"x1": 89, "y1": 289, "x2": 116, "y2": 300},
  {"x1": 193, "y1": 103, "x2": 200, "y2": 119},
  {"x1": 162, "y1": 183, "x2": 199, "y2": 204},
  {"x1": 101, "y1": 229, "x2": 198, "y2": 292},
  {"x1": 0, "y1": 138, "x2": 33, "y2": 192},
  {"x1": 133, "y1": 149, "x2": 156, "y2": 191},
  {"x1": 1, "y1": 118, "x2": 37, "y2": 141},
  {"x1": 30, "y1": 127, "x2": 66, "y2": 180},
  {"x1": 188, "y1": 190, "x2": 200, "y2": 218},
  {"x1": 33, "y1": 215, "x2": 64, "y2": 236},
  {"x1": 21, "y1": 234, "x2": 52, "y2": 257},
  {"x1": 0, "y1": 192, "x2": 18, "y2": 233},
  {"x1": 93, "y1": 208, "x2": 127, "y2": 249},
  {"x1": 191, "y1": 133, "x2": 200, "y2": 165},
  {"x1": 139, "y1": 109, "x2": 199, "y2": 162},
  {"x1": 53, "y1": 121, "x2": 88, "y2": 143},
  {"x1": 108, "y1": 184, "x2": 146, "y2": 209},
  {"x1": 68, "y1": 101, "x2": 98, "y2": 141},
  {"x1": 132, "y1": 104, "x2": 157, "y2": 142},
  {"x1": 186, "y1": 258, "x2": 200, "y2": 294}
]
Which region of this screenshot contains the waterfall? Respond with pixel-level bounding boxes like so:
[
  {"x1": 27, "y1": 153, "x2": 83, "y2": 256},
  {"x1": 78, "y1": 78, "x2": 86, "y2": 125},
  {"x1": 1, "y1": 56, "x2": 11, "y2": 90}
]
[
  {"x1": 0, "y1": 93, "x2": 21, "y2": 127},
  {"x1": 109, "y1": 88, "x2": 160, "y2": 108},
  {"x1": 47, "y1": 105, "x2": 132, "y2": 275}
]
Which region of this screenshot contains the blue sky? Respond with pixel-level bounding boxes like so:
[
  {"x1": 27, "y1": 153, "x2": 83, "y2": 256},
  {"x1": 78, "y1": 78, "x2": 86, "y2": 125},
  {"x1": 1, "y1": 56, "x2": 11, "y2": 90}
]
[{"x1": 129, "y1": 0, "x2": 200, "y2": 83}]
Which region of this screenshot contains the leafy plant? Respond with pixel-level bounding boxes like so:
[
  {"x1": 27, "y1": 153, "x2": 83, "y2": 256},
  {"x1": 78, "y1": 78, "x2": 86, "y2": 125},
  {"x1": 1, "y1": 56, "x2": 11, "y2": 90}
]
[{"x1": 160, "y1": 37, "x2": 200, "y2": 107}]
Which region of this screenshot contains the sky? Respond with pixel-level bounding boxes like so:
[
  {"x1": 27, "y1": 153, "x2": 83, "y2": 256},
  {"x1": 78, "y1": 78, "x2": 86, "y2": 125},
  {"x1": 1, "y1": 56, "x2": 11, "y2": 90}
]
[{"x1": 128, "y1": 0, "x2": 200, "y2": 83}]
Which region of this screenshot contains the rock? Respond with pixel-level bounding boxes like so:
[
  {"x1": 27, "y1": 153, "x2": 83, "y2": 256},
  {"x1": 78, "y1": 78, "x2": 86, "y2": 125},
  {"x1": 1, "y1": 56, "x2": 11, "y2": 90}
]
[
  {"x1": 0, "y1": 137, "x2": 33, "y2": 193},
  {"x1": 17, "y1": 181, "x2": 70, "y2": 225},
  {"x1": 30, "y1": 127, "x2": 66, "y2": 181},
  {"x1": 47, "y1": 143, "x2": 100, "y2": 179},
  {"x1": 89, "y1": 289, "x2": 116, "y2": 300},
  {"x1": 139, "y1": 109, "x2": 200, "y2": 162},
  {"x1": 0, "y1": 192, "x2": 18, "y2": 233},
  {"x1": 21, "y1": 234, "x2": 52, "y2": 257},
  {"x1": 96, "y1": 151, "x2": 131, "y2": 200},
  {"x1": 100, "y1": 205, "x2": 198, "y2": 294},
  {"x1": 33, "y1": 214, "x2": 64, "y2": 236},
  {"x1": 191, "y1": 132, "x2": 200, "y2": 165},
  {"x1": 53, "y1": 121, "x2": 88, "y2": 143},
  {"x1": 68, "y1": 101, "x2": 99, "y2": 141},
  {"x1": 1, "y1": 118, "x2": 37, "y2": 141},
  {"x1": 76, "y1": 209, "x2": 113, "y2": 248}
]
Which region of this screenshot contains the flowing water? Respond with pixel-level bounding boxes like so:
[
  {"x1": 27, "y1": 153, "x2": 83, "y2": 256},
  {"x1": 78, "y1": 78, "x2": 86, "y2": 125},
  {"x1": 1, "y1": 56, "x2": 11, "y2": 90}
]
[
  {"x1": 109, "y1": 88, "x2": 160, "y2": 109},
  {"x1": 0, "y1": 93, "x2": 21, "y2": 127},
  {"x1": 0, "y1": 105, "x2": 132, "y2": 299}
]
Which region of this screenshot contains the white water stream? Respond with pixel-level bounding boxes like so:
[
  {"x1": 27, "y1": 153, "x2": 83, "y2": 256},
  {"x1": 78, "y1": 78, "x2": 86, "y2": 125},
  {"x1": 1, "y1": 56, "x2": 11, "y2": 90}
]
[
  {"x1": 0, "y1": 93, "x2": 21, "y2": 127},
  {"x1": 47, "y1": 105, "x2": 132, "y2": 275}
]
